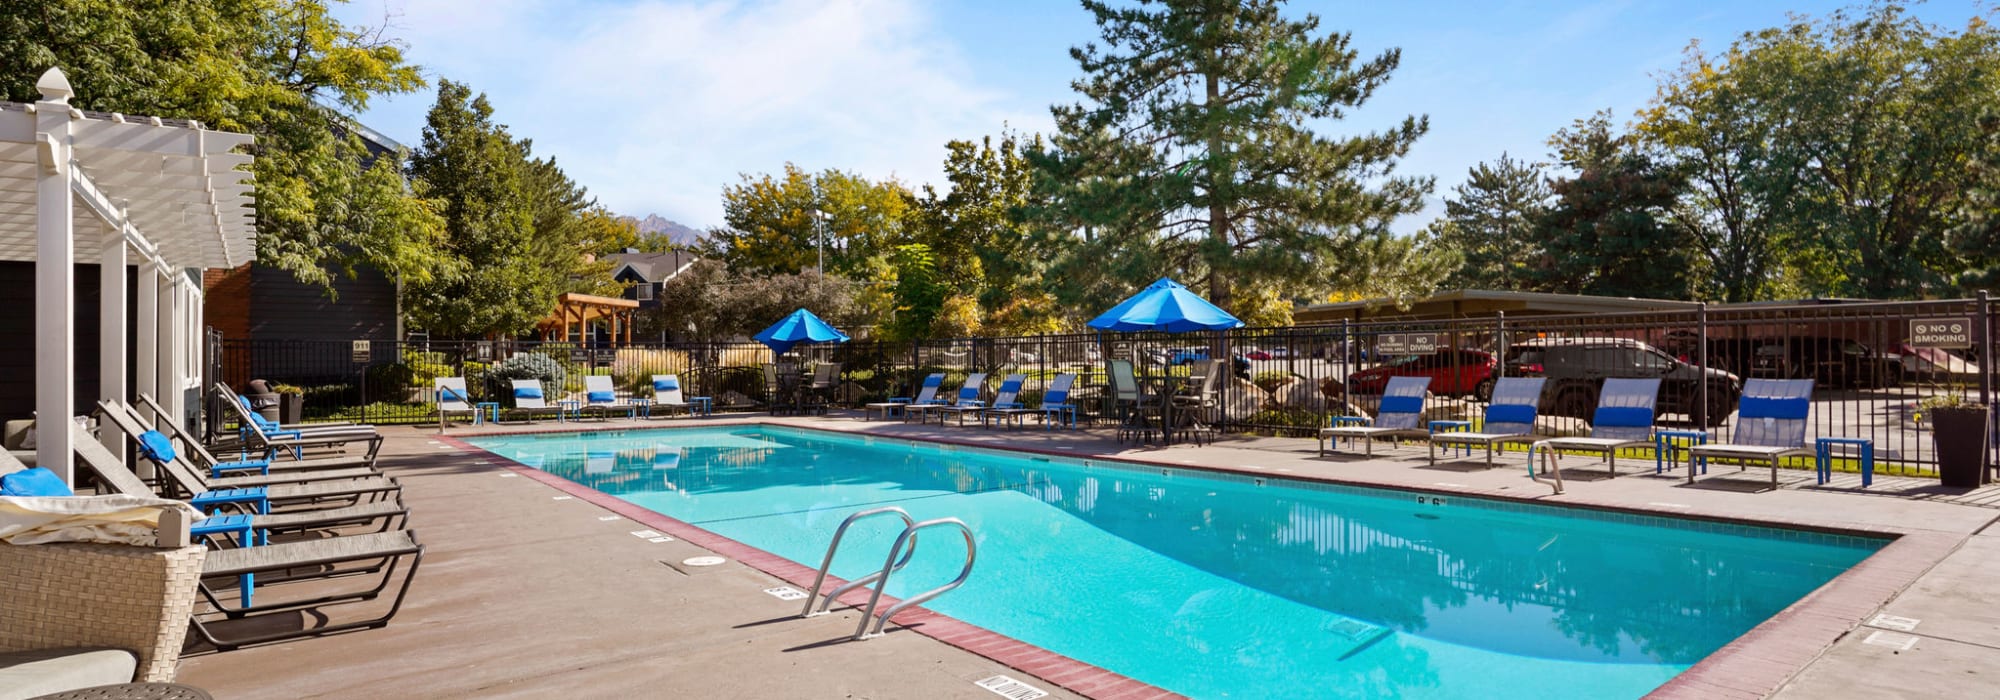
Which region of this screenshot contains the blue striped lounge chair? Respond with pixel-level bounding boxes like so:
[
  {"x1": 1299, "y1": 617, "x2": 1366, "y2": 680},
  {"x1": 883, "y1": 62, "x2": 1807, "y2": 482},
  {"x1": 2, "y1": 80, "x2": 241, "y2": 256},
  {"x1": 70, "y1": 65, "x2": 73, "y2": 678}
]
[
  {"x1": 1533, "y1": 378, "x2": 1663, "y2": 479},
  {"x1": 1430, "y1": 377, "x2": 1549, "y2": 467},
  {"x1": 1685, "y1": 379, "x2": 1816, "y2": 490},
  {"x1": 1319, "y1": 376, "x2": 1432, "y2": 457}
]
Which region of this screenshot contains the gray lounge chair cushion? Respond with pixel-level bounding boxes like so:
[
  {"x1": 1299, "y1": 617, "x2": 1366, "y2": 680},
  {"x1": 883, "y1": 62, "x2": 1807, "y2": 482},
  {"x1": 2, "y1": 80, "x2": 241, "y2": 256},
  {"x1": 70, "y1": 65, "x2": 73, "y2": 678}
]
[{"x1": 0, "y1": 648, "x2": 138, "y2": 700}]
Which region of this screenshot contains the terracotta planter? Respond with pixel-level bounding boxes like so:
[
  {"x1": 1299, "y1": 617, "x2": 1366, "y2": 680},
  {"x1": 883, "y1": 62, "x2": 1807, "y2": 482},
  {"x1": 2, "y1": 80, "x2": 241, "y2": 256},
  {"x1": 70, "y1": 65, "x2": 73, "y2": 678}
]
[{"x1": 1931, "y1": 405, "x2": 1992, "y2": 488}]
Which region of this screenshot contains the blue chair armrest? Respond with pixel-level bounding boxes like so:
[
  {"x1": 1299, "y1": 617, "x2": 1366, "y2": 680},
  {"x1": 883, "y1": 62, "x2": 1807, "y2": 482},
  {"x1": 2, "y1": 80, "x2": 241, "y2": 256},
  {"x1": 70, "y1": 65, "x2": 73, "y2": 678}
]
[
  {"x1": 192, "y1": 487, "x2": 270, "y2": 515},
  {"x1": 1329, "y1": 416, "x2": 1369, "y2": 427},
  {"x1": 209, "y1": 459, "x2": 271, "y2": 477},
  {"x1": 993, "y1": 402, "x2": 1024, "y2": 409},
  {"x1": 887, "y1": 397, "x2": 912, "y2": 403}
]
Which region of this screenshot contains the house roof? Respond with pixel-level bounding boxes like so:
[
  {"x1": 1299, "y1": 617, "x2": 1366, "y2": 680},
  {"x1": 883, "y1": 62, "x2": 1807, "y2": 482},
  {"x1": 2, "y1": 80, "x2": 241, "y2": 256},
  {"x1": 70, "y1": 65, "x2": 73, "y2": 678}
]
[
  {"x1": 606, "y1": 250, "x2": 699, "y2": 283},
  {"x1": 1294, "y1": 289, "x2": 1698, "y2": 323}
]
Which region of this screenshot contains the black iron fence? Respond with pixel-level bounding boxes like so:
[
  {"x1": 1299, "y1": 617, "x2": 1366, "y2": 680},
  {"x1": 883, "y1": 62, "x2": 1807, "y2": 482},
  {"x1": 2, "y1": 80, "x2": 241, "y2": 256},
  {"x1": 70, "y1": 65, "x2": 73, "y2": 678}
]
[{"x1": 212, "y1": 296, "x2": 1997, "y2": 474}]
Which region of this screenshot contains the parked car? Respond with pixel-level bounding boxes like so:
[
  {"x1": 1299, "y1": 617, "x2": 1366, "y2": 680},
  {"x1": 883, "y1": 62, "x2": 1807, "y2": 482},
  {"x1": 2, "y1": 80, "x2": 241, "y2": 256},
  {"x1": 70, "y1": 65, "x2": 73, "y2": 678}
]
[
  {"x1": 1344, "y1": 349, "x2": 1498, "y2": 400},
  {"x1": 1503, "y1": 337, "x2": 1741, "y2": 427},
  {"x1": 1747, "y1": 336, "x2": 1903, "y2": 389},
  {"x1": 1243, "y1": 347, "x2": 1294, "y2": 360},
  {"x1": 1898, "y1": 344, "x2": 1980, "y2": 381}
]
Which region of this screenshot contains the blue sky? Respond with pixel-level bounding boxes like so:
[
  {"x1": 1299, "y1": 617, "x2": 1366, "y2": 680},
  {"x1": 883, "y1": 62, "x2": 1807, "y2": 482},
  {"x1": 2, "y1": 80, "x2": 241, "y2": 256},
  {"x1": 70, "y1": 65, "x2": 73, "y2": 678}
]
[{"x1": 334, "y1": 0, "x2": 1989, "y2": 233}]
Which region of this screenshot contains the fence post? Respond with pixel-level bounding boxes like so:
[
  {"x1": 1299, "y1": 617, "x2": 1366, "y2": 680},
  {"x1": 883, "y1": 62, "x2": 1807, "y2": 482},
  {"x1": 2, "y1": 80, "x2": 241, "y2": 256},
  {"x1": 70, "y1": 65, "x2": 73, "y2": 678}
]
[
  {"x1": 1697, "y1": 302, "x2": 1710, "y2": 433},
  {"x1": 1981, "y1": 290, "x2": 1994, "y2": 483},
  {"x1": 1495, "y1": 311, "x2": 1506, "y2": 380}
]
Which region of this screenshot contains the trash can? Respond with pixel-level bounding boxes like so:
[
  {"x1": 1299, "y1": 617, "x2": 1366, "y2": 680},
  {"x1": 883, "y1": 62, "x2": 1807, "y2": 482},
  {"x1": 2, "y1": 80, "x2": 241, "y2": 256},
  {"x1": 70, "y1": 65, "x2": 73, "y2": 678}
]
[{"x1": 246, "y1": 379, "x2": 282, "y2": 423}]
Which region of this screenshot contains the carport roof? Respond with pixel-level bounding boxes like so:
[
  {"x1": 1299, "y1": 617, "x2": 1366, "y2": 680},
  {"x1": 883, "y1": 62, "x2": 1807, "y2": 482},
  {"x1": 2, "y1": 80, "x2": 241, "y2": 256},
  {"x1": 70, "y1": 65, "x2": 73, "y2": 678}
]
[{"x1": 1295, "y1": 289, "x2": 1699, "y2": 323}]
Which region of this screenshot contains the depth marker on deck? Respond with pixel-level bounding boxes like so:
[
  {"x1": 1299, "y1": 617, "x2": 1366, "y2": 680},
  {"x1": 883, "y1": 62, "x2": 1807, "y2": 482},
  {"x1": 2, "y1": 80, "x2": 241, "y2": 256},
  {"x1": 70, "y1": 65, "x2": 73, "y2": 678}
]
[
  {"x1": 1863, "y1": 630, "x2": 1919, "y2": 651},
  {"x1": 597, "y1": 516, "x2": 622, "y2": 522},
  {"x1": 497, "y1": 473, "x2": 518, "y2": 478},
  {"x1": 630, "y1": 530, "x2": 664, "y2": 539},
  {"x1": 1647, "y1": 502, "x2": 1691, "y2": 508},
  {"x1": 1870, "y1": 614, "x2": 1921, "y2": 632},
  {"x1": 764, "y1": 586, "x2": 808, "y2": 601},
  {"x1": 649, "y1": 537, "x2": 676, "y2": 543},
  {"x1": 974, "y1": 675, "x2": 1048, "y2": 700},
  {"x1": 551, "y1": 496, "x2": 573, "y2": 501}
]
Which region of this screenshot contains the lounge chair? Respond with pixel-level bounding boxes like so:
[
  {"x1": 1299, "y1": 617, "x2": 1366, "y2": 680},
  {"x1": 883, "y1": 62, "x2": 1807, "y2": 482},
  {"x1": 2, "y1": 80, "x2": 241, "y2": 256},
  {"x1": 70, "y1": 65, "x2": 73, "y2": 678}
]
[
  {"x1": 649, "y1": 374, "x2": 710, "y2": 418},
  {"x1": 1429, "y1": 377, "x2": 1549, "y2": 467},
  {"x1": 1532, "y1": 378, "x2": 1664, "y2": 480},
  {"x1": 71, "y1": 420, "x2": 407, "y2": 536},
  {"x1": 213, "y1": 384, "x2": 375, "y2": 439},
  {"x1": 87, "y1": 407, "x2": 402, "y2": 516},
  {"x1": 582, "y1": 375, "x2": 628, "y2": 420},
  {"x1": 1169, "y1": 359, "x2": 1225, "y2": 446},
  {"x1": 985, "y1": 373, "x2": 1078, "y2": 430},
  {"x1": 211, "y1": 385, "x2": 383, "y2": 461},
  {"x1": 907, "y1": 373, "x2": 986, "y2": 425},
  {"x1": 935, "y1": 374, "x2": 1025, "y2": 427},
  {"x1": 1320, "y1": 376, "x2": 1432, "y2": 456},
  {"x1": 1685, "y1": 379, "x2": 1816, "y2": 490},
  {"x1": 191, "y1": 529, "x2": 424, "y2": 650},
  {"x1": 96, "y1": 401, "x2": 388, "y2": 492},
  {"x1": 865, "y1": 373, "x2": 944, "y2": 421},
  {"x1": 436, "y1": 377, "x2": 479, "y2": 429},
  {"x1": 133, "y1": 394, "x2": 377, "y2": 476},
  {"x1": 506, "y1": 379, "x2": 566, "y2": 423}
]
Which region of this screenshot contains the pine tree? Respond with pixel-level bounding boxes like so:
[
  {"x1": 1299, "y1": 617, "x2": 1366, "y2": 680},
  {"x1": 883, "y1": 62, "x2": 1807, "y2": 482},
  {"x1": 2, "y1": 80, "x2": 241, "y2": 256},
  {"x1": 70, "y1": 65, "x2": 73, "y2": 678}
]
[
  {"x1": 1434, "y1": 153, "x2": 1551, "y2": 291},
  {"x1": 1032, "y1": 0, "x2": 1431, "y2": 314}
]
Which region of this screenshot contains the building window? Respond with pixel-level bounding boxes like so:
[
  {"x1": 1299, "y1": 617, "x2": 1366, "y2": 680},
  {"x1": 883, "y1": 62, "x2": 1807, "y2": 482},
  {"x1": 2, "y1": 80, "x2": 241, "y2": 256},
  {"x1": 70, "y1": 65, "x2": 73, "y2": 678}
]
[{"x1": 636, "y1": 283, "x2": 654, "y2": 301}]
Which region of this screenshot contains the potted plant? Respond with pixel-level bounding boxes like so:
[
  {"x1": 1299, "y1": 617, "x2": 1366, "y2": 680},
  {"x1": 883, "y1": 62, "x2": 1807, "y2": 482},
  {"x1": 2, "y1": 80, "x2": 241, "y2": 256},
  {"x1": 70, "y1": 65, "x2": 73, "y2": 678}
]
[
  {"x1": 1920, "y1": 387, "x2": 1991, "y2": 488},
  {"x1": 271, "y1": 384, "x2": 306, "y2": 425}
]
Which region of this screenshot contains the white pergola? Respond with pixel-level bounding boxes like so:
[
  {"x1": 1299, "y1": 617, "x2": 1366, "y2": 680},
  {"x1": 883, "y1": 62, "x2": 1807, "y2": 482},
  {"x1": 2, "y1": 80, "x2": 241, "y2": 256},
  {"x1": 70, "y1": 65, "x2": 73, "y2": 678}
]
[{"x1": 0, "y1": 68, "x2": 256, "y2": 482}]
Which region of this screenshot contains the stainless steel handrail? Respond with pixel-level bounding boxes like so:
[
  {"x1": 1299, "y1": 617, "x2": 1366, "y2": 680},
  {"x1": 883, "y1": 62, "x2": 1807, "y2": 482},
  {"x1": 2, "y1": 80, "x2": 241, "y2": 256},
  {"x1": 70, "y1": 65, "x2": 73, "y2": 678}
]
[
  {"x1": 854, "y1": 517, "x2": 977, "y2": 640},
  {"x1": 801, "y1": 507, "x2": 918, "y2": 618}
]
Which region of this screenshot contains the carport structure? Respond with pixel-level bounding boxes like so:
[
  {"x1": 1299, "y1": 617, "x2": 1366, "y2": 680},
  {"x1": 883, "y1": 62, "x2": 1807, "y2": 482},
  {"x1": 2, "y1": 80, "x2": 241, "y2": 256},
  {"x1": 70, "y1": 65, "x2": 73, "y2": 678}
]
[{"x1": 0, "y1": 68, "x2": 256, "y2": 481}]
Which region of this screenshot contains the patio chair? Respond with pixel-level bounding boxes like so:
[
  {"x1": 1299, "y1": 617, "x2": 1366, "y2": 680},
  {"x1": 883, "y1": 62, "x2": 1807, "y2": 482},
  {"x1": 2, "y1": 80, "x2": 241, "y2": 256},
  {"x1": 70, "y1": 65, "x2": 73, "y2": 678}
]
[
  {"x1": 804, "y1": 363, "x2": 842, "y2": 415},
  {"x1": 581, "y1": 375, "x2": 628, "y2": 420},
  {"x1": 1685, "y1": 379, "x2": 1817, "y2": 490},
  {"x1": 763, "y1": 363, "x2": 798, "y2": 415},
  {"x1": 985, "y1": 373, "x2": 1077, "y2": 430},
  {"x1": 436, "y1": 377, "x2": 479, "y2": 429},
  {"x1": 1109, "y1": 359, "x2": 1160, "y2": 444},
  {"x1": 935, "y1": 374, "x2": 1024, "y2": 427},
  {"x1": 506, "y1": 379, "x2": 566, "y2": 423},
  {"x1": 71, "y1": 420, "x2": 407, "y2": 537},
  {"x1": 1430, "y1": 377, "x2": 1549, "y2": 467},
  {"x1": 865, "y1": 373, "x2": 944, "y2": 421},
  {"x1": 1170, "y1": 359, "x2": 1225, "y2": 446},
  {"x1": 650, "y1": 374, "x2": 709, "y2": 418},
  {"x1": 135, "y1": 394, "x2": 376, "y2": 476},
  {"x1": 907, "y1": 373, "x2": 986, "y2": 425},
  {"x1": 1319, "y1": 376, "x2": 1432, "y2": 456},
  {"x1": 1532, "y1": 378, "x2": 1664, "y2": 481}
]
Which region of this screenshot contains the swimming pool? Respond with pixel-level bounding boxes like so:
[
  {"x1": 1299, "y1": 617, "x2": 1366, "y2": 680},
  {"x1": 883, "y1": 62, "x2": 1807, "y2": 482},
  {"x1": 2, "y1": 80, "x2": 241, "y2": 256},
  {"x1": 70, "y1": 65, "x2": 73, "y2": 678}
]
[{"x1": 466, "y1": 426, "x2": 1884, "y2": 699}]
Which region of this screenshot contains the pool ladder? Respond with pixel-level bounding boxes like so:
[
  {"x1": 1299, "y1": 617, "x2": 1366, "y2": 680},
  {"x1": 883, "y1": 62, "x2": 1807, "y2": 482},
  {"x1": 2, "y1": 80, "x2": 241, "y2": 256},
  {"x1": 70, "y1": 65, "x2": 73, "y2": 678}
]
[{"x1": 800, "y1": 506, "x2": 978, "y2": 640}]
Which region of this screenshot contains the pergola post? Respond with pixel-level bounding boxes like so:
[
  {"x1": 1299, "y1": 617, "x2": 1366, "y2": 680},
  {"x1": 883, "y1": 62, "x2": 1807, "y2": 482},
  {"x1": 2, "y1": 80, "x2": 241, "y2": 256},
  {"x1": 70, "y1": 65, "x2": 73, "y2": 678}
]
[
  {"x1": 136, "y1": 262, "x2": 159, "y2": 421},
  {"x1": 33, "y1": 71, "x2": 77, "y2": 481},
  {"x1": 99, "y1": 219, "x2": 127, "y2": 456}
]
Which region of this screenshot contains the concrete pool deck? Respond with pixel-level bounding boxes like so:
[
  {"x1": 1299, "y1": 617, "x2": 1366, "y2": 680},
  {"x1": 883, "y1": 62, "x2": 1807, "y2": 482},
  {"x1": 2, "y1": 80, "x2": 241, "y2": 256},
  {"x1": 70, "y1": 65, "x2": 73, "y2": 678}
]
[{"x1": 177, "y1": 412, "x2": 2000, "y2": 699}]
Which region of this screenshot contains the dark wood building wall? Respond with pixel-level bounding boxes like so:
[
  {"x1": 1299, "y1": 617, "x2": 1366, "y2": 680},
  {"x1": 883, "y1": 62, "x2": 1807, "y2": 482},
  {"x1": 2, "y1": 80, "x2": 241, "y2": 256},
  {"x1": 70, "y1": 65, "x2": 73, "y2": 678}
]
[{"x1": 0, "y1": 261, "x2": 138, "y2": 420}]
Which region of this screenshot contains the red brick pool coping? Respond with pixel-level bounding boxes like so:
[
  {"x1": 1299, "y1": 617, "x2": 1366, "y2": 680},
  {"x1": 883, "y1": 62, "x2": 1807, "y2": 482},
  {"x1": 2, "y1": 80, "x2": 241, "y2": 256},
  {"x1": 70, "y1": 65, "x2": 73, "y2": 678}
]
[{"x1": 435, "y1": 418, "x2": 1964, "y2": 700}]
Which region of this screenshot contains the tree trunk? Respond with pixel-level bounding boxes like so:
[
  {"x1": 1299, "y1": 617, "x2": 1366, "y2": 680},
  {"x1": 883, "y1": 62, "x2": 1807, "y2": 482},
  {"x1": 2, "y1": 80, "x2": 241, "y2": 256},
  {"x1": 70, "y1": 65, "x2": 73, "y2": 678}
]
[{"x1": 1205, "y1": 71, "x2": 1232, "y2": 312}]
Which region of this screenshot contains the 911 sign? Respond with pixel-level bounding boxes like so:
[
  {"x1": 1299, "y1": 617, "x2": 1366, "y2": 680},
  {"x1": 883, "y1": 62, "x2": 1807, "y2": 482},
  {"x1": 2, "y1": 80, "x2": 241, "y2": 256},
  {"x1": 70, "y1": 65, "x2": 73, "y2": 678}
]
[{"x1": 1909, "y1": 317, "x2": 1973, "y2": 349}]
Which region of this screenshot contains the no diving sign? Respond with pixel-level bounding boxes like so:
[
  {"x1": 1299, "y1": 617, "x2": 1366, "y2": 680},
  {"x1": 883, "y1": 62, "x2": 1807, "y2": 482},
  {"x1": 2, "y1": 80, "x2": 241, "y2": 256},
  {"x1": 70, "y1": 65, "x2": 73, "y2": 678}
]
[{"x1": 1909, "y1": 317, "x2": 1973, "y2": 349}]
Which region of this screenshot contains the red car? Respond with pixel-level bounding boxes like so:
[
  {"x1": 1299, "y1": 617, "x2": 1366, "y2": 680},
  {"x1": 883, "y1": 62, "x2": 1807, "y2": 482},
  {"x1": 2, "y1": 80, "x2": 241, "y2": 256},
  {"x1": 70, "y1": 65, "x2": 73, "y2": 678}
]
[{"x1": 1344, "y1": 349, "x2": 1498, "y2": 400}]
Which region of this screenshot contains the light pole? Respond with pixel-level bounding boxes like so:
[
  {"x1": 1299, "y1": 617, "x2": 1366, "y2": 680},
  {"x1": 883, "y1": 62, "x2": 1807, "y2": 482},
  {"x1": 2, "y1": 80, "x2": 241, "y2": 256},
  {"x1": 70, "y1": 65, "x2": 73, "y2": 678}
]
[{"x1": 812, "y1": 208, "x2": 830, "y2": 277}]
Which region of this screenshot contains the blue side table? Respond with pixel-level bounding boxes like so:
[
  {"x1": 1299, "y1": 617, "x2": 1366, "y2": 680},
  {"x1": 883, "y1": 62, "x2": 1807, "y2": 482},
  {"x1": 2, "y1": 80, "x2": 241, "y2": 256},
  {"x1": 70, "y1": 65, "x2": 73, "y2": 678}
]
[
  {"x1": 473, "y1": 401, "x2": 501, "y2": 425},
  {"x1": 557, "y1": 399, "x2": 582, "y2": 422},
  {"x1": 690, "y1": 396, "x2": 713, "y2": 417},
  {"x1": 192, "y1": 514, "x2": 257, "y2": 605},
  {"x1": 1655, "y1": 430, "x2": 1709, "y2": 474},
  {"x1": 1816, "y1": 437, "x2": 1876, "y2": 487},
  {"x1": 628, "y1": 397, "x2": 653, "y2": 419},
  {"x1": 1429, "y1": 420, "x2": 1473, "y2": 456}
]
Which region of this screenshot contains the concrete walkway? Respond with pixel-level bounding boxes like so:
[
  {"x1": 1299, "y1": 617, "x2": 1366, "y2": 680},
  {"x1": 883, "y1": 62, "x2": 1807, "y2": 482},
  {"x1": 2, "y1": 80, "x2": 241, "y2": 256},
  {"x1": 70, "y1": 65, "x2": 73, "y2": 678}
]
[{"x1": 177, "y1": 412, "x2": 2000, "y2": 699}]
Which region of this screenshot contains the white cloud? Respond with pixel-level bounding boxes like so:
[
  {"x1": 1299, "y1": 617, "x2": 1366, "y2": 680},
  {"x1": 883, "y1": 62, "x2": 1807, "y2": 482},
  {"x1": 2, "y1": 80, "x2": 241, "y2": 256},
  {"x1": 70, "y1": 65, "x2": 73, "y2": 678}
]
[{"x1": 342, "y1": 0, "x2": 1044, "y2": 228}]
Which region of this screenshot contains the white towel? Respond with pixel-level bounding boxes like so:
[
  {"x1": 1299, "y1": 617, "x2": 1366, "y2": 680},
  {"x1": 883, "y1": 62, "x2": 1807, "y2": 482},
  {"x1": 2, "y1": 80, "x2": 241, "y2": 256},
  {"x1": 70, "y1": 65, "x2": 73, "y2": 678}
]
[{"x1": 0, "y1": 494, "x2": 199, "y2": 546}]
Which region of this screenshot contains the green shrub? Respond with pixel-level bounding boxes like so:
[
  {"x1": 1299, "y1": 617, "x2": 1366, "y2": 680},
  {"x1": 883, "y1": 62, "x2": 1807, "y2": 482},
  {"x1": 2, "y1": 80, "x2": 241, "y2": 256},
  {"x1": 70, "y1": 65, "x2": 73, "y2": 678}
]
[
  {"x1": 1241, "y1": 408, "x2": 1324, "y2": 436},
  {"x1": 1252, "y1": 370, "x2": 1292, "y2": 392},
  {"x1": 487, "y1": 352, "x2": 566, "y2": 404},
  {"x1": 403, "y1": 349, "x2": 452, "y2": 385}
]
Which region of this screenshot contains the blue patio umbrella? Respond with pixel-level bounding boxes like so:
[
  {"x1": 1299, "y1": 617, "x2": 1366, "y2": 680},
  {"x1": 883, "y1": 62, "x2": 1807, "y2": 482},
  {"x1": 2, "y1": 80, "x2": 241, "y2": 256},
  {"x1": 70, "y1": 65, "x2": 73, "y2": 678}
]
[
  {"x1": 1088, "y1": 278, "x2": 1244, "y2": 333},
  {"x1": 754, "y1": 308, "x2": 851, "y2": 354}
]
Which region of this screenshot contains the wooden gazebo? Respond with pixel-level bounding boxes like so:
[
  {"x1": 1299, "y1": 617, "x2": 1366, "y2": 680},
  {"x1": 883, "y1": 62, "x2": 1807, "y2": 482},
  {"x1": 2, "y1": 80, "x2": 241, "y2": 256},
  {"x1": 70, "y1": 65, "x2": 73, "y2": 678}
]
[{"x1": 537, "y1": 292, "x2": 639, "y2": 344}]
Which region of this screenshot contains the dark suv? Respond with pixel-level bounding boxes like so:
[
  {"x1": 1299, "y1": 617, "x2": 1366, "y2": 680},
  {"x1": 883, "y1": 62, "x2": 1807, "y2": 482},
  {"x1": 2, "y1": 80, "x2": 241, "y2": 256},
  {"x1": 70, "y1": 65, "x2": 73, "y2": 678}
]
[{"x1": 1503, "y1": 338, "x2": 1742, "y2": 427}]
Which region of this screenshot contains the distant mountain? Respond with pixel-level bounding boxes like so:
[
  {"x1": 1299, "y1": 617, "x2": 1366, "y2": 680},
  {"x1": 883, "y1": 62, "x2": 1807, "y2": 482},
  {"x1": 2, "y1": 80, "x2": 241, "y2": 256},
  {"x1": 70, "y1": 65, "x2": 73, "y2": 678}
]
[{"x1": 627, "y1": 214, "x2": 707, "y2": 248}]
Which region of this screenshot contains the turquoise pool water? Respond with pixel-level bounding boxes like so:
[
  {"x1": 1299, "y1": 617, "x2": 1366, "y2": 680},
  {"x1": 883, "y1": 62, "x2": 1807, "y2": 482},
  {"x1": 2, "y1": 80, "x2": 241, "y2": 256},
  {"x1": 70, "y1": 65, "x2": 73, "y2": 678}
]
[{"x1": 466, "y1": 426, "x2": 1884, "y2": 700}]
